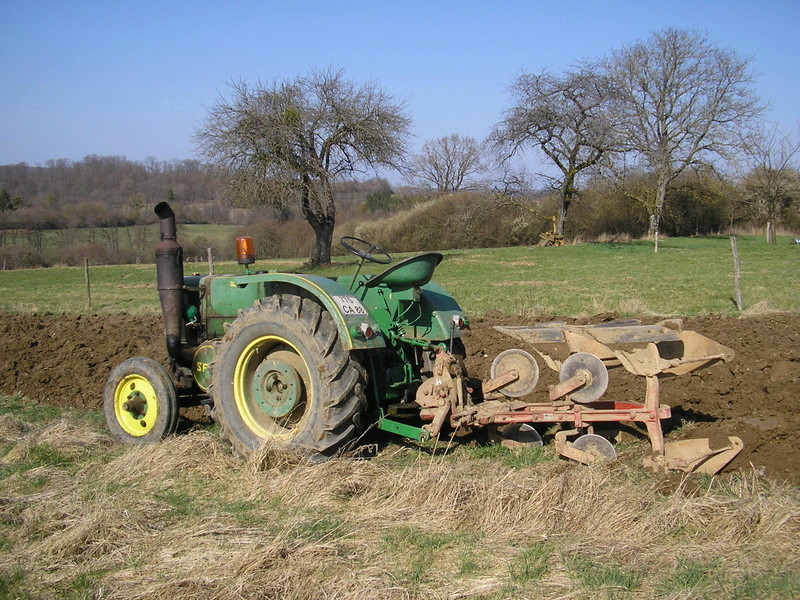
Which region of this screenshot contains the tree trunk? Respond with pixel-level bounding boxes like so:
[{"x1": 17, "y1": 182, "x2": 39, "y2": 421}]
[
  {"x1": 310, "y1": 218, "x2": 334, "y2": 265},
  {"x1": 647, "y1": 178, "x2": 669, "y2": 240},
  {"x1": 556, "y1": 176, "x2": 574, "y2": 238},
  {"x1": 648, "y1": 211, "x2": 661, "y2": 237},
  {"x1": 300, "y1": 174, "x2": 336, "y2": 266}
]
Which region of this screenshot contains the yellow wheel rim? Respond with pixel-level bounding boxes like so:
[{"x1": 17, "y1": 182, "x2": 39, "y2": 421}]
[
  {"x1": 232, "y1": 335, "x2": 313, "y2": 440},
  {"x1": 114, "y1": 374, "x2": 159, "y2": 436}
]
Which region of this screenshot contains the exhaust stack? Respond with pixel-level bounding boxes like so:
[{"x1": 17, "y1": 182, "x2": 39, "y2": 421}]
[{"x1": 154, "y1": 202, "x2": 184, "y2": 361}]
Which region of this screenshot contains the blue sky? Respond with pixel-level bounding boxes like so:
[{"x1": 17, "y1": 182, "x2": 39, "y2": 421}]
[{"x1": 1, "y1": 0, "x2": 798, "y2": 170}]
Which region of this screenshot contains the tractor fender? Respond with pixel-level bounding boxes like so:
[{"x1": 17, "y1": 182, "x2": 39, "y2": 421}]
[
  {"x1": 202, "y1": 272, "x2": 386, "y2": 351},
  {"x1": 418, "y1": 281, "x2": 468, "y2": 340}
]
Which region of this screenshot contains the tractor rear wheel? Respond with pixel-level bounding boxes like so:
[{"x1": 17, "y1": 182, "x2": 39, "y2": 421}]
[
  {"x1": 103, "y1": 357, "x2": 180, "y2": 444},
  {"x1": 211, "y1": 294, "x2": 367, "y2": 460}
]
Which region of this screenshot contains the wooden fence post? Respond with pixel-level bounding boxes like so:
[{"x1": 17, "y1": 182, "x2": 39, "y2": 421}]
[
  {"x1": 730, "y1": 236, "x2": 743, "y2": 311},
  {"x1": 84, "y1": 257, "x2": 92, "y2": 309},
  {"x1": 207, "y1": 248, "x2": 214, "y2": 275}
]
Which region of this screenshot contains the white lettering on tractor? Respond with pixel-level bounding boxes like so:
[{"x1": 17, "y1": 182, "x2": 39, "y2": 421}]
[{"x1": 332, "y1": 295, "x2": 368, "y2": 316}]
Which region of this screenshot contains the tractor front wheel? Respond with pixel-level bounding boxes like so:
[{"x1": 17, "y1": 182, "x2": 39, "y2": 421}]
[
  {"x1": 103, "y1": 357, "x2": 180, "y2": 444},
  {"x1": 211, "y1": 294, "x2": 367, "y2": 461}
]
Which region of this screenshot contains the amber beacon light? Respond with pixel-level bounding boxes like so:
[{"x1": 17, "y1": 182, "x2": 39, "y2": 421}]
[{"x1": 235, "y1": 236, "x2": 255, "y2": 265}]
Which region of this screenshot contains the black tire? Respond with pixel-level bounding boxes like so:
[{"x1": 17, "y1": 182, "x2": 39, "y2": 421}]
[
  {"x1": 103, "y1": 357, "x2": 179, "y2": 444},
  {"x1": 210, "y1": 294, "x2": 367, "y2": 460}
]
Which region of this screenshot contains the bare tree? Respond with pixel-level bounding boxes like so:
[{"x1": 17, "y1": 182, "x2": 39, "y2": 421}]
[
  {"x1": 740, "y1": 125, "x2": 800, "y2": 243},
  {"x1": 407, "y1": 134, "x2": 487, "y2": 193},
  {"x1": 195, "y1": 68, "x2": 411, "y2": 265},
  {"x1": 491, "y1": 66, "x2": 618, "y2": 237},
  {"x1": 605, "y1": 28, "x2": 763, "y2": 239}
]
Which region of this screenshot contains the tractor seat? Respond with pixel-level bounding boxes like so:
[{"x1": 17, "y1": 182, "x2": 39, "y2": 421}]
[{"x1": 364, "y1": 252, "x2": 444, "y2": 289}]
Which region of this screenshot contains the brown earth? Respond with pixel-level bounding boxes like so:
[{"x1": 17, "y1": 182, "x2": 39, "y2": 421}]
[{"x1": 1, "y1": 311, "x2": 798, "y2": 482}]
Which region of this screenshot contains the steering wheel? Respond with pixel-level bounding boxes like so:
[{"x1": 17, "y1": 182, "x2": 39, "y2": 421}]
[{"x1": 340, "y1": 236, "x2": 392, "y2": 265}]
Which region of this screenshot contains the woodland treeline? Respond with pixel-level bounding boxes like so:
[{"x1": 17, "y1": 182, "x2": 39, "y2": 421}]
[
  {"x1": 0, "y1": 152, "x2": 795, "y2": 269},
  {"x1": 1, "y1": 28, "x2": 799, "y2": 268},
  {"x1": 0, "y1": 156, "x2": 401, "y2": 266}
]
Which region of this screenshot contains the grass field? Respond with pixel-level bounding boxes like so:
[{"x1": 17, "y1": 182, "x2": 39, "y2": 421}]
[{"x1": 0, "y1": 235, "x2": 797, "y2": 316}]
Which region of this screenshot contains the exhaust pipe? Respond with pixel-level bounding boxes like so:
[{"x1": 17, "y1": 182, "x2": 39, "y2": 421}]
[{"x1": 154, "y1": 202, "x2": 184, "y2": 362}]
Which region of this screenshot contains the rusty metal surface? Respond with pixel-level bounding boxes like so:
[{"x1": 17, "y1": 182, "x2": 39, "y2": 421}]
[
  {"x1": 154, "y1": 202, "x2": 185, "y2": 362},
  {"x1": 489, "y1": 349, "x2": 539, "y2": 397},
  {"x1": 417, "y1": 347, "x2": 672, "y2": 455},
  {"x1": 482, "y1": 370, "x2": 520, "y2": 395},
  {"x1": 494, "y1": 319, "x2": 683, "y2": 346},
  {"x1": 494, "y1": 319, "x2": 734, "y2": 378},
  {"x1": 555, "y1": 352, "x2": 609, "y2": 403},
  {"x1": 643, "y1": 436, "x2": 744, "y2": 474}
]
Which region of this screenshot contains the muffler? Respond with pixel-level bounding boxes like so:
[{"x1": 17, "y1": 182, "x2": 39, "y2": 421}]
[{"x1": 154, "y1": 202, "x2": 185, "y2": 362}]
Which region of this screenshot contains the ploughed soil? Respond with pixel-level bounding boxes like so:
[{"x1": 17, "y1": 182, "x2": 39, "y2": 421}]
[{"x1": 1, "y1": 311, "x2": 798, "y2": 482}]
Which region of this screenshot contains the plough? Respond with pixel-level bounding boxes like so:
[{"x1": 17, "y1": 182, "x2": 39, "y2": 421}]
[{"x1": 415, "y1": 319, "x2": 742, "y2": 473}]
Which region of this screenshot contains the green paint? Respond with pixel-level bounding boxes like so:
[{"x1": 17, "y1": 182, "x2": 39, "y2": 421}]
[{"x1": 377, "y1": 417, "x2": 429, "y2": 441}]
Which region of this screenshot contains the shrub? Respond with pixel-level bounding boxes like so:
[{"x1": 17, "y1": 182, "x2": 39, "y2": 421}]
[
  {"x1": 354, "y1": 192, "x2": 547, "y2": 252},
  {"x1": 0, "y1": 246, "x2": 50, "y2": 269}
]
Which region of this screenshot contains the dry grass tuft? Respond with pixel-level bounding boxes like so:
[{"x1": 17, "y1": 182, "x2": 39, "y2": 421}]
[
  {"x1": 99, "y1": 430, "x2": 239, "y2": 488},
  {"x1": 0, "y1": 418, "x2": 111, "y2": 467},
  {"x1": 0, "y1": 413, "x2": 30, "y2": 443},
  {"x1": 246, "y1": 438, "x2": 306, "y2": 474},
  {"x1": 1, "y1": 411, "x2": 798, "y2": 600},
  {"x1": 742, "y1": 300, "x2": 780, "y2": 316},
  {"x1": 33, "y1": 419, "x2": 113, "y2": 452}
]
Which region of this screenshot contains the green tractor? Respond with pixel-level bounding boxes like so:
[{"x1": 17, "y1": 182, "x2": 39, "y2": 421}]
[
  {"x1": 105, "y1": 202, "x2": 741, "y2": 472},
  {"x1": 104, "y1": 202, "x2": 478, "y2": 460}
]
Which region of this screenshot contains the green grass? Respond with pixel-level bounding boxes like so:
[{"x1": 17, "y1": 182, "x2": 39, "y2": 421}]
[
  {"x1": 0, "y1": 569, "x2": 30, "y2": 600},
  {"x1": 723, "y1": 569, "x2": 800, "y2": 600},
  {"x1": 0, "y1": 439, "x2": 96, "y2": 481},
  {"x1": 1, "y1": 235, "x2": 797, "y2": 316},
  {"x1": 0, "y1": 393, "x2": 67, "y2": 422},
  {"x1": 565, "y1": 554, "x2": 645, "y2": 598},
  {"x1": 152, "y1": 488, "x2": 200, "y2": 523},
  {"x1": 657, "y1": 558, "x2": 720, "y2": 597},
  {"x1": 654, "y1": 558, "x2": 800, "y2": 599},
  {"x1": 508, "y1": 542, "x2": 551, "y2": 583},
  {"x1": 455, "y1": 443, "x2": 554, "y2": 468},
  {"x1": 456, "y1": 547, "x2": 481, "y2": 576},
  {"x1": 294, "y1": 515, "x2": 347, "y2": 542},
  {"x1": 440, "y1": 235, "x2": 800, "y2": 317},
  {"x1": 55, "y1": 570, "x2": 105, "y2": 600},
  {"x1": 383, "y1": 526, "x2": 479, "y2": 586}
]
